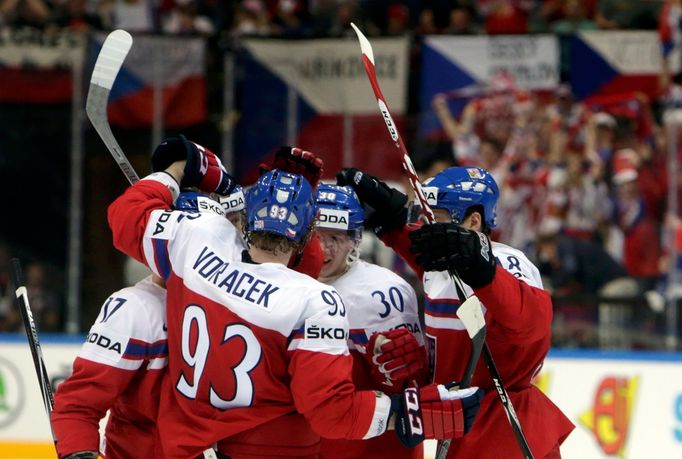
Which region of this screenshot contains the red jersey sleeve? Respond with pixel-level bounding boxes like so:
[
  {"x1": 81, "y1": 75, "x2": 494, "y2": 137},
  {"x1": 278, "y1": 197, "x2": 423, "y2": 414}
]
[
  {"x1": 288, "y1": 350, "x2": 389, "y2": 440},
  {"x1": 473, "y1": 266, "x2": 553, "y2": 344},
  {"x1": 51, "y1": 358, "x2": 137, "y2": 457},
  {"x1": 107, "y1": 175, "x2": 176, "y2": 264}
]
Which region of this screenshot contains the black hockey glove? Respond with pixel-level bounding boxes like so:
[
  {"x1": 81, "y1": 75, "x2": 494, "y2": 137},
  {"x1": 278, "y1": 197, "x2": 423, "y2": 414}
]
[
  {"x1": 409, "y1": 223, "x2": 497, "y2": 288},
  {"x1": 336, "y1": 168, "x2": 407, "y2": 236},
  {"x1": 391, "y1": 384, "x2": 483, "y2": 448},
  {"x1": 151, "y1": 135, "x2": 236, "y2": 196}
]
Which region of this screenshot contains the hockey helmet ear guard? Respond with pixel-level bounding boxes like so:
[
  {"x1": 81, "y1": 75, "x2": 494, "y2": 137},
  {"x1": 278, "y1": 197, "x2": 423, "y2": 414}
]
[
  {"x1": 245, "y1": 170, "x2": 317, "y2": 242},
  {"x1": 175, "y1": 190, "x2": 225, "y2": 217},
  {"x1": 422, "y1": 167, "x2": 499, "y2": 229},
  {"x1": 315, "y1": 184, "x2": 364, "y2": 239},
  {"x1": 220, "y1": 185, "x2": 246, "y2": 214}
]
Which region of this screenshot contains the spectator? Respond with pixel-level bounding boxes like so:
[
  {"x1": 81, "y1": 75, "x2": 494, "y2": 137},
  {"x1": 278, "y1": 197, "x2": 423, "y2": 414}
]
[
  {"x1": 386, "y1": 3, "x2": 409, "y2": 36},
  {"x1": 536, "y1": 231, "x2": 628, "y2": 295},
  {"x1": 270, "y1": 0, "x2": 311, "y2": 37},
  {"x1": 0, "y1": 0, "x2": 51, "y2": 29},
  {"x1": 610, "y1": 150, "x2": 663, "y2": 291},
  {"x1": 477, "y1": 0, "x2": 533, "y2": 34},
  {"x1": 48, "y1": 0, "x2": 104, "y2": 33},
  {"x1": 443, "y1": 5, "x2": 478, "y2": 35},
  {"x1": 552, "y1": 0, "x2": 597, "y2": 34},
  {"x1": 596, "y1": 0, "x2": 661, "y2": 30},
  {"x1": 328, "y1": 0, "x2": 357, "y2": 38},
  {"x1": 414, "y1": 8, "x2": 438, "y2": 35},
  {"x1": 161, "y1": 0, "x2": 215, "y2": 35},
  {"x1": 230, "y1": 0, "x2": 271, "y2": 37}
]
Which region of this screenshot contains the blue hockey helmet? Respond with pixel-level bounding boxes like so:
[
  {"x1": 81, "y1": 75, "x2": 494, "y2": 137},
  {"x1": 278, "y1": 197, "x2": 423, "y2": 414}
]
[
  {"x1": 246, "y1": 169, "x2": 317, "y2": 242},
  {"x1": 315, "y1": 184, "x2": 364, "y2": 238},
  {"x1": 422, "y1": 166, "x2": 499, "y2": 228},
  {"x1": 175, "y1": 190, "x2": 225, "y2": 217}
]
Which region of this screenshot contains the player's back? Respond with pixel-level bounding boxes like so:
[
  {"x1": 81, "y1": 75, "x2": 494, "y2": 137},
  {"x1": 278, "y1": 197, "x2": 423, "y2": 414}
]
[{"x1": 160, "y1": 232, "x2": 348, "y2": 458}]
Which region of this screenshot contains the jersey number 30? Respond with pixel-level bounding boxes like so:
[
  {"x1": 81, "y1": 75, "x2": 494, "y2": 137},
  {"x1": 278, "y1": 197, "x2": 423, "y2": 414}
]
[{"x1": 176, "y1": 305, "x2": 262, "y2": 409}]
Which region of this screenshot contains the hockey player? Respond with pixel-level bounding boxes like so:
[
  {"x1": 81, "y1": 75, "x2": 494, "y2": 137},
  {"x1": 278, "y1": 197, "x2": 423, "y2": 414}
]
[
  {"x1": 337, "y1": 166, "x2": 575, "y2": 459},
  {"x1": 50, "y1": 191, "x2": 227, "y2": 459},
  {"x1": 315, "y1": 184, "x2": 427, "y2": 459},
  {"x1": 107, "y1": 136, "x2": 484, "y2": 459}
]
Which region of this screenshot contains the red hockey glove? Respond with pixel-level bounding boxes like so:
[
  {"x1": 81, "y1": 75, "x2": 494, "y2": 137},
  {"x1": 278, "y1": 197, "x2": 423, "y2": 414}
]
[
  {"x1": 391, "y1": 384, "x2": 483, "y2": 448},
  {"x1": 366, "y1": 328, "x2": 428, "y2": 393},
  {"x1": 152, "y1": 135, "x2": 236, "y2": 196},
  {"x1": 409, "y1": 224, "x2": 497, "y2": 288},
  {"x1": 259, "y1": 146, "x2": 324, "y2": 189}
]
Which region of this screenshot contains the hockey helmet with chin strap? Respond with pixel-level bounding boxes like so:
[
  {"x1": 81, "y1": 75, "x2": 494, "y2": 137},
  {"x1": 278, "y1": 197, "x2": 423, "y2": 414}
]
[
  {"x1": 422, "y1": 166, "x2": 499, "y2": 229},
  {"x1": 174, "y1": 190, "x2": 226, "y2": 217},
  {"x1": 245, "y1": 169, "x2": 317, "y2": 242},
  {"x1": 315, "y1": 184, "x2": 364, "y2": 239}
]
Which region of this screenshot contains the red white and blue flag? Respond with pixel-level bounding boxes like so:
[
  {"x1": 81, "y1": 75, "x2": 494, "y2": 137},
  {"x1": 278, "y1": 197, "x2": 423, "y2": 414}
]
[{"x1": 90, "y1": 33, "x2": 207, "y2": 128}]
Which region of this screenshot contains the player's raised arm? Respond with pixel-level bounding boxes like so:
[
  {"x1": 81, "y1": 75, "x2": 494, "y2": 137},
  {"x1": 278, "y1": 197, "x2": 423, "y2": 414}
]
[{"x1": 108, "y1": 135, "x2": 236, "y2": 268}]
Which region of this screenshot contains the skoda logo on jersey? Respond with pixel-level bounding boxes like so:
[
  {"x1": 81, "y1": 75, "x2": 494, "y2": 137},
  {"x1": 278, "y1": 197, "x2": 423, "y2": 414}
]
[
  {"x1": 317, "y1": 208, "x2": 350, "y2": 230},
  {"x1": 422, "y1": 187, "x2": 438, "y2": 207},
  {"x1": 0, "y1": 356, "x2": 26, "y2": 428},
  {"x1": 220, "y1": 194, "x2": 245, "y2": 213},
  {"x1": 197, "y1": 196, "x2": 226, "y2": 217}
]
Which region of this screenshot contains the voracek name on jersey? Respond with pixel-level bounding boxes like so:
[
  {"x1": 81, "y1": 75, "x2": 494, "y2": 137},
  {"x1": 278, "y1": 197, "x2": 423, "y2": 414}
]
[{"x1": 194, "y1": 246, "x2": 279, "y2": 308}]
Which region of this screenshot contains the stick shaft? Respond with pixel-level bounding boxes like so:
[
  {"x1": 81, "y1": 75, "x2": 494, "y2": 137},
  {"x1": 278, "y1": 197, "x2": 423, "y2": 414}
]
[{"x1": 11, "y1": 258, "x2": 58, "y2": 447}]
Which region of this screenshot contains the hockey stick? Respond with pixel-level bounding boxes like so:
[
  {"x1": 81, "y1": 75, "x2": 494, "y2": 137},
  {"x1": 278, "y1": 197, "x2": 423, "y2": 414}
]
[
  {"x1": 350, "y1": 24, "x2": 534, "y2": 459},
  {"x1": 10, "y1": 258, "x2": 58, "y2": 449},
  {"x1": 86, "y1": 29, "x2": 139, "y2": 184}
]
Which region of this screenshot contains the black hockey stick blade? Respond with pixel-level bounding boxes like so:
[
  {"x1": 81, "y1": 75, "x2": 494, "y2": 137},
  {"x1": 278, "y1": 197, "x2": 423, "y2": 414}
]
[
  {"x1": 86, "y1": 29, "x2": 139, "y2": 184},
  {"x1": 11, "y1": 258, "x2": 58, "y2": 447}
]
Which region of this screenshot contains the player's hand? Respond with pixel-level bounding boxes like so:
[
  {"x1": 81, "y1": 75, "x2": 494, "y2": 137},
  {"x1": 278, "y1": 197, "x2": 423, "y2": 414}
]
[
  {"x1": 366, "y1": 328, "x2": 428, "y2": 393},
  {"x1": 259, "y1": 146, "x2": 324, "y2": 189},
  {"x1": 61, "y1": 452, "x2": 98, "y2": 459},
  {"x1": 391, "y1": 383, "x2": 483, "y2": 447},
  {"x1": 151, "y1": 135, "x2": 236, "y2": 196},
  {"x1": 409, "y1": 223, "x2": 497, "y2": 288},
  {"x1": 336, "y1": 168, "x2": 407, "y2": 235}
]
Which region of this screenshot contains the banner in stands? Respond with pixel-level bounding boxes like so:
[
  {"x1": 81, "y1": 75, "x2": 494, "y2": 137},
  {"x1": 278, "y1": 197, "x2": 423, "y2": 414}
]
[
  {"x1": 0, "y1": 29, "x2": 84, "y2": 103},
  {"x1": 419, "y1": 34, "x2": 559, "y2": 138},
  {"x1": 235, "y1": 37, "x2": 409, "y2": 183},
  {"x1": 571, "y1": 31, "x2": 682, "y2": 101},
  {"x1": 89, "y1": 33, "x2": 207, "y2": 129}
]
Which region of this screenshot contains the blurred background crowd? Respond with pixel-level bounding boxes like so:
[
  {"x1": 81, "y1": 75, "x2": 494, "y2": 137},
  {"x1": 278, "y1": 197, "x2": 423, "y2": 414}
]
[
  {"x1": 0, "y1": 0, "x2": 667, "y2": 38},
  {"x1": 1, "y1": 0, "x2": 681, "y2": 353}
]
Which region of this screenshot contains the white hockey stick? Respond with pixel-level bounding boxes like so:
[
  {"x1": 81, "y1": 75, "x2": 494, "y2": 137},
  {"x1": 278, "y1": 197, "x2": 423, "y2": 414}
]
[
  {"x1": 11, "y1": 258, "x2": 58, "y2": 451},
  {"x1": 86, "y1": 29, "x2": 139, "y2": 184},
  {"x1": 350, "y1": 24, "x2": 534, "y2": 459}
]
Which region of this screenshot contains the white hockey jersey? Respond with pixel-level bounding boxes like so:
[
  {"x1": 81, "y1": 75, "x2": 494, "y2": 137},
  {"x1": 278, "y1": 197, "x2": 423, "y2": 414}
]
[
  {"x1": 327, "y1": 259, "x2": 422, "y2": 352},
  {"x1": 108, "y1": 177, "x2": 392, "y2": 458},
  {"x1": 51, "y1": 276, "x2": 167, "y2": 458}
]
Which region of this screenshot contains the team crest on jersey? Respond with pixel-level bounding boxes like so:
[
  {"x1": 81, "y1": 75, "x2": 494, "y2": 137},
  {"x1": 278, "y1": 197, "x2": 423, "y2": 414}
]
[{"x1": 254, "y1": 220, "x2": 264, "y2": 229}]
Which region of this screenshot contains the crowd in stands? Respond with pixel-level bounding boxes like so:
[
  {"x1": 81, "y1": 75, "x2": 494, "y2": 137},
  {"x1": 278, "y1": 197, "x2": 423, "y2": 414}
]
[
  {"x1": 0, "y1": 0, "x2": 667, "y2": 38},
  {"x1": 427, "y1": 61, "x2": 680, "y2": 347},
  {"x1": 0, "y1": 0, "x2": 680, "y2": 349}
]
